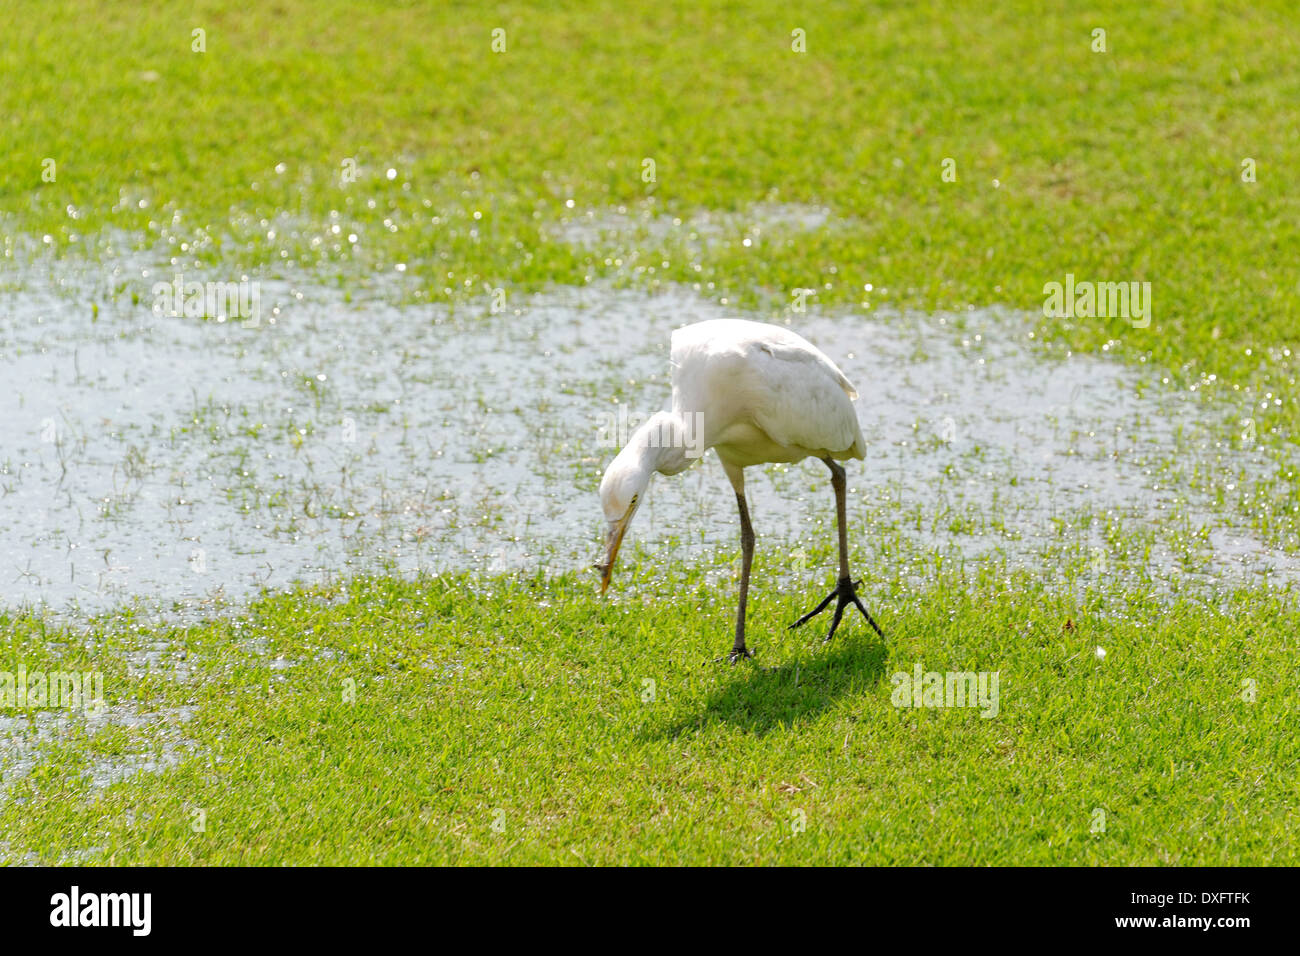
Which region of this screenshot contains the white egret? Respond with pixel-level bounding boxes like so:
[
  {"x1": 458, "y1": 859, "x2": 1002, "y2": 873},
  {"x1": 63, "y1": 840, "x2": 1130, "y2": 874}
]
[{"x1": 597, "y1": 318, "x2": 885, "y2": 662}]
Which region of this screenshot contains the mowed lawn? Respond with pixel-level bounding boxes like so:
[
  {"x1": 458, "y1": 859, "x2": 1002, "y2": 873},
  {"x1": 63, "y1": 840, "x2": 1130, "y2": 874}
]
[
  {"x1": 2, "y1": 1, "x2": 1299, "y2": 863},
  {"x1": 3, "y1": 568, "x2": 1298, "y2": 865}
]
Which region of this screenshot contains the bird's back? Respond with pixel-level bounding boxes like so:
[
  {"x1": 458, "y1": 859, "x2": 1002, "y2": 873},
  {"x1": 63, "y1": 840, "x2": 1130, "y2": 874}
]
[{"x1": 669, "y1": 319, "x2": 865, "y2": 464}]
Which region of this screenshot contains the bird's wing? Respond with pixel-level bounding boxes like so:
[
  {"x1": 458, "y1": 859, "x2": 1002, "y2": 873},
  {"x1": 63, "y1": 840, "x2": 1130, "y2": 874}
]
[
  {"x1": 746, "y1": 335, "x2": 866, "y2": 459},
  {"x1": 671, "y1": 320, "x2": 865, "y2": 460}
]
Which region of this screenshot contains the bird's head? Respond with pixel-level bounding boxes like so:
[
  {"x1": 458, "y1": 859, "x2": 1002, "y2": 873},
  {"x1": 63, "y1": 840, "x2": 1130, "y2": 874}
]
[
  {"x1": 596, "y1": 411, "x2": 698, "y2": 593},
  {"x1": 595, "y1": 443, "x2": 653, "y2": 594}
]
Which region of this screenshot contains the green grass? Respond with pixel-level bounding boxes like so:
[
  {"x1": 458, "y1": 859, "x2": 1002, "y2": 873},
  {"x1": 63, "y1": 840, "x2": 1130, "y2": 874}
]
[
  {"x1": 3, "y1": 0, "x2": 1300, "y2": 864},
  {"x1": 6, "y1": 0, "x2": 1300, "y2": 526},
  {"x1": 5, "y1": 2, "x2": 1299, "y2": 365},
  {"x1": 2, "y1": 566, "x2": 1296, "y2": 864}
]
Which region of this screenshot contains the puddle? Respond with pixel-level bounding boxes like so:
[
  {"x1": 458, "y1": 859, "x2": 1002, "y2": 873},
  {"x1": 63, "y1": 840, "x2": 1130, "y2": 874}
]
[
  {"x1": 547, "y1": 200, "x2": 836, "y2": 248},
  {"x1": 0, "y1": 702, "x2": 196, "y2": 802},
  {"x1": 1, "y1": 248, "x2": 1297, "y2": 621},
  {"x1": 2, "y1": 226, "x2": 1297, "y2": 833}
]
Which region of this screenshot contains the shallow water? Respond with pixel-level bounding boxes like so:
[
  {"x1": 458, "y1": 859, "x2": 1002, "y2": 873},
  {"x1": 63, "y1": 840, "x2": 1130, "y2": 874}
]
[
  {"x1": 0, "y1": 701, "x2": 196, "y2": 803},
  {"x1": 2, "y1": 232, "x2": 1298, "y2": 830},
  {"x1": 1, "y1": 248, "x2": 1296, "y2": 621}
]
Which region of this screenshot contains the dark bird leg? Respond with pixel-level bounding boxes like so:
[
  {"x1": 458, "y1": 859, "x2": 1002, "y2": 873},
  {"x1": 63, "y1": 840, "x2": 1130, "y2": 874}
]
[
  {"x1": 728, "y1": 489, "x2": 757, "y2": 663},
  {"x1": 789, "y1": 457, "x2": 885, "y2": 643}
]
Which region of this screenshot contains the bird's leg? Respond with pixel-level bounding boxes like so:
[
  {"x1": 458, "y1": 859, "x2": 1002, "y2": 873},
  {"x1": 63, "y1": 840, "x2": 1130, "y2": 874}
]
[
  {"x1": 789, "y1": 457, "x2": 885, "y2": 643},
  {"x1": 728, "y1": 490, "x2": 757, "y2": 663}
]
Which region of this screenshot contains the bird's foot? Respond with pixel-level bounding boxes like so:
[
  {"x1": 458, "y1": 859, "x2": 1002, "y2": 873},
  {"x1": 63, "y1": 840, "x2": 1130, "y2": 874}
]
[
  {"x1": 789, "y1": 575, "x2": 885, "y2": 643},
  {"x1": 718, "y1": 645, "x2": 755, "y2": 665}
]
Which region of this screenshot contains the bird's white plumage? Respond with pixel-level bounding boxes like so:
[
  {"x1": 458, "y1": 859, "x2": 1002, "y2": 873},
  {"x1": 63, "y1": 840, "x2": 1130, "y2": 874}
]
[
  {"x1": 597, "y1": 317, "x2": 879, "y2": 648},
  {"x1": 669, "y1": 319, "x2": 865, "y2": 468}
]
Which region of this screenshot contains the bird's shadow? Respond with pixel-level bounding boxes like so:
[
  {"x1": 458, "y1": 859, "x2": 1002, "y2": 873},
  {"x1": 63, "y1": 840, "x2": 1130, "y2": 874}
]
[{"x1": 652, "y1": 635, "x2": 889, "y2": 739}]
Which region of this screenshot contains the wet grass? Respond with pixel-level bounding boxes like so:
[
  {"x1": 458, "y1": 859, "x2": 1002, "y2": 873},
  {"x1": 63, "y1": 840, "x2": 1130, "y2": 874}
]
[
  {"x1": 6, "y1": 0, "x2": 1300, "y2": 536},
  {"x1": 2, "y1": 564, "x2": 1296, "y2": 865},
  {"x1": 5, "y1": 4, "x2": 1299, "y2": 382}
]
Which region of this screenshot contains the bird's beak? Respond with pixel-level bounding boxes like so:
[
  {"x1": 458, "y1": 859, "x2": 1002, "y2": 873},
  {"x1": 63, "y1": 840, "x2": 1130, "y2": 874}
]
[{"x1": 596, "y1": 511, "x2": 632, "y2": 595}]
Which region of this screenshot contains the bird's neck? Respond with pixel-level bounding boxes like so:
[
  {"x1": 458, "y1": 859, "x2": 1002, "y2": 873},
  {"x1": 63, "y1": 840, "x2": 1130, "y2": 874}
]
[{"x1": 631, "y1": 411, "x2": 701, "y2": 476}]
